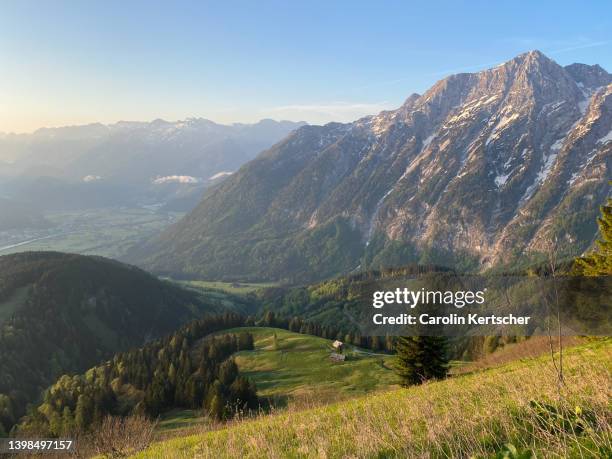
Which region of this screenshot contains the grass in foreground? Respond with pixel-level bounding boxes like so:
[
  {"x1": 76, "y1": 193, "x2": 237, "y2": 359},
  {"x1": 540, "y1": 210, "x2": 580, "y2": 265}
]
[
  {"x1": 156, "y1": 410, "x2": 209, "y2": 437},
  {"x1": 133, "y1": 339, "x2": 611, "y2": 458}
]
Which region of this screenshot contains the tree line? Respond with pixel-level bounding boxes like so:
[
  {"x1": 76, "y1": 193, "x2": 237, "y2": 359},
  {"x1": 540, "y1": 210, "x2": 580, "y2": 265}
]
[{"x1": 258, "y1": 311, "x2": 397, "y2": 353}]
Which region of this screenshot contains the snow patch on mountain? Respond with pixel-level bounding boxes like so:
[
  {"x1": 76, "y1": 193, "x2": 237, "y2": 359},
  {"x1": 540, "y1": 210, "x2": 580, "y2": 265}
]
[
  {"x1": 365, "y1": 186, "x2": 395, "y2": 245},
  {"x1": 550, "y1": 137, "x2": 565, "y2": 151},
  {"x1": 422, "y1": 133, "x2": 436, "y2": 149},
  {"x1": 152, "y1": 175, "x2": 202, "y2": 184},
  {"x1": 486, "y1": 113, "x2": 519, "y2": 146},
  {"x1": 522, "y1": 151, "x2": 559, "y2": 202},
  {"x1": 209, "y1": 171, "x2": 233, "y2": 180},
  {"x1": 494, "y1": 172, "x2": 511, "y2": 188},
  {"x1": 597, "y1": 128, "x2": 612, "y2": 144}
]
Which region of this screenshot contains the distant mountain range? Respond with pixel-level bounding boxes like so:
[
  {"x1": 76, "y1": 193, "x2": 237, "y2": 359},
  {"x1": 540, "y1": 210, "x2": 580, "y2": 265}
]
[
  {"x1": 131, "y1": 51, "x2": 612, "y2": 281},
  {"x1": 0, "y1": 119, "x2": 304, "y2": 211}
]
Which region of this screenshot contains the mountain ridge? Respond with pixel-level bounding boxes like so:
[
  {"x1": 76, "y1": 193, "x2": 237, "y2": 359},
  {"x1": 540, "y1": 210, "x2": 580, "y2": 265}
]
[
  {"x1": 131, "y1": 51, "x2": 612, "y2": 281},
  {"x1": 0, "y1": 118, "x2": 305, "y2": 211}
]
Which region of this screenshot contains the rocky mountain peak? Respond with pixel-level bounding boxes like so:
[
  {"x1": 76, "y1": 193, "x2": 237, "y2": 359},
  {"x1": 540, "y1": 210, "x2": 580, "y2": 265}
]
[
  {"x1": 402, "y1": 93, "x2": 421, "y2": 106},
  {"x1": 564, "y1": 62, "x2": 612, "y2": 89},
  {"x1": 395, "y1": 50, "x2": 585, "y2": 131}
]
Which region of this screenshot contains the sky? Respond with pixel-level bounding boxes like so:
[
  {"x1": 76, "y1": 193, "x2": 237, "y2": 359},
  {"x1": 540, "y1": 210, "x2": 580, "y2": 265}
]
[{"x1": 1, "y1": 0, "x2": 611, "y2": 133}]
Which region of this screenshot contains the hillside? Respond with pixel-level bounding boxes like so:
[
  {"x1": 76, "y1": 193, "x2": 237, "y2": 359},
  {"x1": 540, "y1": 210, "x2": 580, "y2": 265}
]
[
  {"x1": 134, "y1": 339, "x2": 611, "y2": 458},
  {"x1": 133, "y1": 51, "x2": 612, "y2": 281},
  {"x1": 254, "y1": 265, "x2": 445, "y2": 333},
  {"x1": 154, "y1": 327, "x2": 398, "y2": 437},
  {"x1": 17, "y1": 314, "x2": 260, "y2": 439},
  {"x1": 0, "y1": 252, "x2": 253, "y2": 433},
  {"x1": 16, "y1": 324, "x2": 399, "y2": 454}
]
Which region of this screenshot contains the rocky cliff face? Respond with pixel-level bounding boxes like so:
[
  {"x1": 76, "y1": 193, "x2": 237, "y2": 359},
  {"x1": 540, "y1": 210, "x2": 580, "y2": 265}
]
[{"x1": 133, "y1": 51, "x2": 611, "y2": 281}]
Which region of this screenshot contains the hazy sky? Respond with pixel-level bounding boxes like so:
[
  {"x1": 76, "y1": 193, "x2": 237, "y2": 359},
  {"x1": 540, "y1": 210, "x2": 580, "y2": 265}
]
[{"x1": 1, "y1": 0, "x2": 611, "y2": 133}]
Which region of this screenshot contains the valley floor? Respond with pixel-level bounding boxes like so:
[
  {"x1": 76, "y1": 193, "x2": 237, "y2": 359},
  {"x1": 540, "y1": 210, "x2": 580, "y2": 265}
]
[
  {"x1": 0, "y1": 207, "x2": 184, "y2": 259},
  {"x1": 133, "y1": 339, "x2": 611, "y2": 458}
]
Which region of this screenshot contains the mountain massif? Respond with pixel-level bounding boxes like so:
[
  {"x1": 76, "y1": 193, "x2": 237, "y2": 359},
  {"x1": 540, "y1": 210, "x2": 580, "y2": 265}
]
[{"x1": 133, "y1": 51, "x2": 611, "y2": 281}]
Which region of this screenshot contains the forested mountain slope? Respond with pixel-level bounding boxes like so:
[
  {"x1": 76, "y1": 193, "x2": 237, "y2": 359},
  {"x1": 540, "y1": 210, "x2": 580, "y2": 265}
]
[
  {"x1": 0, "y1": 252, "x2": 252, "y2": 433},
  {"x1": 17, "y1": 314, "x2": 258, "y2": 437}
]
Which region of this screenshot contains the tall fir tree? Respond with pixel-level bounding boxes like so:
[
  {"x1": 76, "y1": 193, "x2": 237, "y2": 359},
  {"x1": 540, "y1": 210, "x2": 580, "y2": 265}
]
[
  {"x1": 74, "y1": 394, "x2": 92, "y2": 431},
  {"x1": 205, "y1": 380, "x2": 225, "y2": 420},
  {"x1": 574, "y1": 195, "x2": 612, "y2": 275},
  {"x1": 394, "y1": 336, "x2": 448, "y2": 386},
  {"x1": 61, "y1": 407, "x2": 74, "y2": 435}
]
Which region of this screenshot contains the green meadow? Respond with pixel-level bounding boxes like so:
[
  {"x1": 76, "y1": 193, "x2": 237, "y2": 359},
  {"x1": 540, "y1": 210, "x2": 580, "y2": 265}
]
[
  {"x1": 155, "y1": 327, "x2": 399, "y2": 437},
  {"x1": 134, "y1": 339, "x2": 611, "y2": 458},
  {"x1": 231, "y1": 327, "x2": 399, "y2": 403},
  {"x1": 177, "y1": 280, "x2": 279, "y2": 295}
]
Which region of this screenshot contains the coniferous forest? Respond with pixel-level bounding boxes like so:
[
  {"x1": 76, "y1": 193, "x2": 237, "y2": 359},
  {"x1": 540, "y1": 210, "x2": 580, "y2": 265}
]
[
  {"x1": 0, "y1": 252, "x2": 256, "y2": 435},
  {"x1": 17, "y1": 313, "x2": 258, "y2": 436}
]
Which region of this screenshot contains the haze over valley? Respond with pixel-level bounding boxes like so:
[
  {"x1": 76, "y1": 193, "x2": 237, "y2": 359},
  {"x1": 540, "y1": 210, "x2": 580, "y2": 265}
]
[{"x1": 0, "y1": 118, "x2": 303, "y2": 258}]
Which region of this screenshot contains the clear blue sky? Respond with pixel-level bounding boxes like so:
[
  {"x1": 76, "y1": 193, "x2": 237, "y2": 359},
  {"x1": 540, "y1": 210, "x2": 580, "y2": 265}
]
[{"x1": 1, "y1": 0, "x2": 610, "y2": 132}]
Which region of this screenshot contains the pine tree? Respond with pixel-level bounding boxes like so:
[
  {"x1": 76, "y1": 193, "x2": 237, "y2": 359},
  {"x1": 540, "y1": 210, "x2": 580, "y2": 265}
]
[
  {"x1": 574, "y1": 196, "x2": 612, "y2": 275},
  {"x1": 205, "y1": 380, "x2": 225, "y2": 420},
  {"x1": 48, "y1": 411, "x2": 62, "y2": 436},
  {"x1": 229, "y1": 376, "x2": 257, "y2": 409},
  {"x1": 238, "y1": 332, "x2": 254, "y2": 350},
  {"x1": 0, "y1": 395, "x2": 14, "y2": 434},
  {"x1": 218, "y1": 359, "x2": 238, "y2": 386},
  {"x1": 74, "y1": 394, "x2": 93, "y2": 431},
  {"x1": 395, "y1": 336, "x2": 448, "y2": 386},
  {"x1": 208, "y1": 394, "x2": 224, "y2": 421},
  {"x1": 371, "y1": 335, "x2": 382, "y2": 352},
  {"x1": 288, "y1": 317, "x2": 301, "y2": 332},
  {"x1": 263, "y1": 311, "x2": 276, "y2": 327},
  {"x1": 385, "y1": 335, "x2": 395, "y2": 352},
  {"x1": 61, "y1": 406, "x2": 74, "y2": 435}
]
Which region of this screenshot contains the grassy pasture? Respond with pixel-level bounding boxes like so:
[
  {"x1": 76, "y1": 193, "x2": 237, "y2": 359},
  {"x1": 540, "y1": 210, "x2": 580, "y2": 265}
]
[
  {"x1": 155, "y1": 327, "x2": 398, "y2": 437},
  {"x1": 231, "y1": 327, "x2": 399, "y2": 404},
  {"x1": 177, "y1": 280, "x2": 279, "y2": 295},
  {"x1": 134, "y1": 339, "x2": 611, "y2": 458}
]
